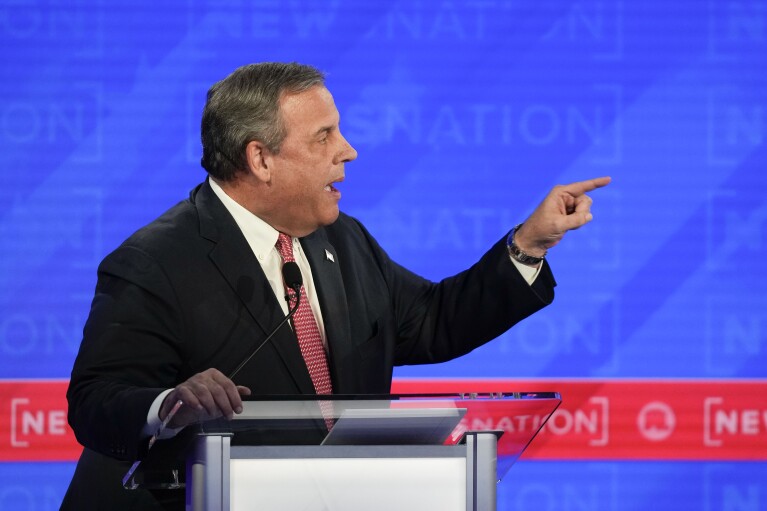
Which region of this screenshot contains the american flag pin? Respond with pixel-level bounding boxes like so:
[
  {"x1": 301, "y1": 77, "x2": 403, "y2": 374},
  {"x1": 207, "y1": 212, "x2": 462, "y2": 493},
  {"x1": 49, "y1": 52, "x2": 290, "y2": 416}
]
[{"x1": 325, "y1": 249, "x2": 335, "y2": 262}]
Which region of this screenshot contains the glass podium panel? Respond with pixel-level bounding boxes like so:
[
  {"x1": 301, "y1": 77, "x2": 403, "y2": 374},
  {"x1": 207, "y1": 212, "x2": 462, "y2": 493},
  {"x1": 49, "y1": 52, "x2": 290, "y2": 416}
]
[{"x1": 123, "y1": 391, "x2": 561, "y2": 490}]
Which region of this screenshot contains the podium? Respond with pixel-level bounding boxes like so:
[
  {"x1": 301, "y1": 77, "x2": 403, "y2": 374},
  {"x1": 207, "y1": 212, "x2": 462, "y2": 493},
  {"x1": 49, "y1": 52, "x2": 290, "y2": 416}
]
[{"x1": 124, "y1": 392, "x2": 560, "y2": 511}]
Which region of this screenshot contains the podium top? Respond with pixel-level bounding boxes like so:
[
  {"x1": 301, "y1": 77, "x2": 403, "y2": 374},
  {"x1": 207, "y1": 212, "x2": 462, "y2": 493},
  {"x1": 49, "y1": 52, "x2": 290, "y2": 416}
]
[{"x1": 124, "y1": 391, "x2": 560, "y2": 489}]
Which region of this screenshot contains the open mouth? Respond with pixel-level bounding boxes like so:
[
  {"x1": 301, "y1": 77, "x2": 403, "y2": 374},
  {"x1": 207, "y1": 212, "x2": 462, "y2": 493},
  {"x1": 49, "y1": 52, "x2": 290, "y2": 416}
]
[{"x1": 324, "y1": 177, "x2": 344, "y2": 194}]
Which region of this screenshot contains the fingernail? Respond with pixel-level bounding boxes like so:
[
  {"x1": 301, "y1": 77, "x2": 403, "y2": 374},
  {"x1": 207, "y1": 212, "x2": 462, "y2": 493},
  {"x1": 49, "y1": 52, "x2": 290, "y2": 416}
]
[{"x1": 235, "y1": 406, "x2": 243, "y2": 414}]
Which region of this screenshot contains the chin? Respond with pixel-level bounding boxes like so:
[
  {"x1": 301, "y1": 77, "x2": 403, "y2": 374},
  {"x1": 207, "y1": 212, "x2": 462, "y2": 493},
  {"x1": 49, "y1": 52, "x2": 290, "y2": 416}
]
[
  {"x1": 320, "y1": 209, "x2": 341, "y2": 226},
  {"x1": 299, "y1": 210, "x2": 339, "y2": 236}
]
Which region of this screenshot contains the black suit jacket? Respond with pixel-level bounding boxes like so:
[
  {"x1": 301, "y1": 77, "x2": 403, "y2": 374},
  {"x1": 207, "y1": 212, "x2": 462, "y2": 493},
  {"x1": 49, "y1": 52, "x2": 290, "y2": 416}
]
[{"x1": 62, "y1": 180, "x2": 555, "y2": 510}]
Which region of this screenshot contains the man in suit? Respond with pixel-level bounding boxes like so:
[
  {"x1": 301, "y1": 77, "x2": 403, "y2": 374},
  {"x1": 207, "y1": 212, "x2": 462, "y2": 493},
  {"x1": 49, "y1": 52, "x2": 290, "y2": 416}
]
[{"x1": 63, "y1": 62, "x2": 609, "y2": 510}]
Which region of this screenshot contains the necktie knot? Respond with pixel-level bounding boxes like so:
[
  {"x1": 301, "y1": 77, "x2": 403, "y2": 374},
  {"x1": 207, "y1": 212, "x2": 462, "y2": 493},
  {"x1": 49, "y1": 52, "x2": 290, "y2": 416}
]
[{"x1": 276, "y1": 233, "x2": 295, "y2": 262}]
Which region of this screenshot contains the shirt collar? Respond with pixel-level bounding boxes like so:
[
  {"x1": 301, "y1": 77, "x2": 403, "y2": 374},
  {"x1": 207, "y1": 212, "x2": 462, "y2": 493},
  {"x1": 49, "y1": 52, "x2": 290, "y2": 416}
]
[{"x1": 208, "y1": 178, "x2": 280, "y2": 260}]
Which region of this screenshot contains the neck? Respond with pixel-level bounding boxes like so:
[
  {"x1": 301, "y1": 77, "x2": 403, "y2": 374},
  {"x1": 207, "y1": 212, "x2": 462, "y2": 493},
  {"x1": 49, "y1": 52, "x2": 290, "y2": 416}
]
[{"x1": 211, "y1": 176, "x2": 311, "y2": 237}]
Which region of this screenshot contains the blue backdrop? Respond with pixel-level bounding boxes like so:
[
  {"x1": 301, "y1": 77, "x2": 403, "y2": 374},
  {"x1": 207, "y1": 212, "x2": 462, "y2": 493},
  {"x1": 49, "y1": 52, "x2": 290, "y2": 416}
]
[{"x1": 1, "y1": 1, "x2": 765, "y2": 509}]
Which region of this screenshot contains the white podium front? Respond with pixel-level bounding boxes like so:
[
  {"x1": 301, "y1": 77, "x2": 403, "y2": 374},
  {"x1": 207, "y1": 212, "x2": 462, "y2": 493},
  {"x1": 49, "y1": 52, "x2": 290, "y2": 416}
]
[
  {"x1": 230, "y1": 450, "x2": 467, "y2": 511},
  {"x1": 125, "y1": 393, "x2": 561, "y2": 511}
]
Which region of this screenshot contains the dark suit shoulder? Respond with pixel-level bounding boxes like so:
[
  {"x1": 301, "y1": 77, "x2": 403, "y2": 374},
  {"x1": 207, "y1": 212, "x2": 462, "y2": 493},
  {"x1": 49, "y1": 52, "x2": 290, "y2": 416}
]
[
  {"x1": 121, "y1": 199, "x2": 201, "y2": 256},
  {"x1": 101, "y1": 183, "x2": 219, "y2": 274}
]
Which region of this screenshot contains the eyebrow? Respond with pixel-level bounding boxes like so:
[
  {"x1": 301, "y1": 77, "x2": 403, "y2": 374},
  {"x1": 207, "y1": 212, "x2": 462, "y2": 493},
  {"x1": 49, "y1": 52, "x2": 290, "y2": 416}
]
[{"x1": 314, "y1": 126, "x2": 333, "y2": 137}]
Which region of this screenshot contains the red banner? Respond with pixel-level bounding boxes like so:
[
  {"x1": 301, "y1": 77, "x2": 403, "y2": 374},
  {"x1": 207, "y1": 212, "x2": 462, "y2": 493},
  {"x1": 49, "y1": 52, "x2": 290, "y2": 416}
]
[
  {"x1": 2, "y1": 379, "x2": 766, "y2": 461},
  {"x1": 0, "y1": 380, "x2": 80, "y2": 461},
  {"x1": 393, "y1": 379, "x2": 767, "y2": 460}
]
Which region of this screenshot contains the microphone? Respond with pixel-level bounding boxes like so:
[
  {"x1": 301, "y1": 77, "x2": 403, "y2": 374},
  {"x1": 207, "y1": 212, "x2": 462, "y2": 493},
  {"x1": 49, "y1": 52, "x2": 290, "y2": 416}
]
[
  {"x1": 228, "y1": 261, "x2": 302, "y2": 379},
  {"x1": 281, "y1": 261, "x2": 303, "y2": 301}
]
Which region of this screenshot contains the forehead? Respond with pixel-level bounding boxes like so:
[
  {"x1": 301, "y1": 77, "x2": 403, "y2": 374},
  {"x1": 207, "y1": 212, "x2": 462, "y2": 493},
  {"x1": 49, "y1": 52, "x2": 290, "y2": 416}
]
[{"x1": 278, "y1": 85, "x2": 339, "y2": 135}]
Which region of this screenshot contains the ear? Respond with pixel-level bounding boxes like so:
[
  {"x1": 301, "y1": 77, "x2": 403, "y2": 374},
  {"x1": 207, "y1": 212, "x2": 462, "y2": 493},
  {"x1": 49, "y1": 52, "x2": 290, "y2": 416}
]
[{"x1": 245, "y1": 140, "x2": 273, "y2": 184}]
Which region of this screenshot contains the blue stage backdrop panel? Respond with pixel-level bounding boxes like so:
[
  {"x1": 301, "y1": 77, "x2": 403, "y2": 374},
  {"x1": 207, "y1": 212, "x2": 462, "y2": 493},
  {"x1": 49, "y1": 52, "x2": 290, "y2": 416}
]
[{"x1": 0, "y1": 1, "x2": 765, "y2": 509}]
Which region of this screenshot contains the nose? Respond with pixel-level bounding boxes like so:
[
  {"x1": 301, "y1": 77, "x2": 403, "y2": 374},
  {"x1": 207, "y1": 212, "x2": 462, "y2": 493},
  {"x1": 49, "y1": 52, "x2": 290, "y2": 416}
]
[{"x1": 335, "y1": 132, "x2": 357, "y2": 164}]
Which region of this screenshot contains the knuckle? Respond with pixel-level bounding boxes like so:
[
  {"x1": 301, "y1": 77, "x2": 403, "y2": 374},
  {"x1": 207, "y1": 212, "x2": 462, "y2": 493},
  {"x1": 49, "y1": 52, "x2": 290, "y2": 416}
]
[
  {"x1": 177, "y1": 384, "x2": 196, "y2": 398},
  {"x1": 208, "y1": 385, "x2": 226, "y2": 398},
  {"x1": 188, "y1": 380, "x2": 206, "y2": 392}
]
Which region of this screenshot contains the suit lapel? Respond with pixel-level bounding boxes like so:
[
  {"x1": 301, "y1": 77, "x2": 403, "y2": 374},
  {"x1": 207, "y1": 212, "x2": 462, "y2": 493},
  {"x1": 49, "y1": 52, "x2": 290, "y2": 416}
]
[
  {"x1": 194, "y1": 181, "x2": 315, "y2": 394},
  {"x1": 300, "y1": 230, "x2": 354, "y2": 393}
]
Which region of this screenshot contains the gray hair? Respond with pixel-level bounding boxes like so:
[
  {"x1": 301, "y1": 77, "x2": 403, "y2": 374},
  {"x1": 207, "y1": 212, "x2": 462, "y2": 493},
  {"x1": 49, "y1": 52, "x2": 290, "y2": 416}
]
[{"x1": 200, "y1": 62, "x2": 325, "y2": 181}]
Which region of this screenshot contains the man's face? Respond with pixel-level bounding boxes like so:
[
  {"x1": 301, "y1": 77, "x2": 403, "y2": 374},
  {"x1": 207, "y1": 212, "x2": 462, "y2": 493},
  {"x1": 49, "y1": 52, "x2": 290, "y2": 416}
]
[{"x1": 266, "y1": 85, "x2": 357, "y2": 236}]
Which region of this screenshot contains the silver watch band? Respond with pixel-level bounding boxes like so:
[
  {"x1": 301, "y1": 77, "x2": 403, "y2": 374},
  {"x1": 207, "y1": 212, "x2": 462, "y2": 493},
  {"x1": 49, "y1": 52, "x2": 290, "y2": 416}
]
[{"x1": 507, "y1": 223, "x2": 545, "y2": 265}]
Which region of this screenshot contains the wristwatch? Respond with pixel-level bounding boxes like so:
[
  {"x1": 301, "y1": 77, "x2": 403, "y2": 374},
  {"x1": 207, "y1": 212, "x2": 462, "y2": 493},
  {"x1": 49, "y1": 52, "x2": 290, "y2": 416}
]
[{"x1": 507, "y1": 223, "x2": 545, "y2": 265}]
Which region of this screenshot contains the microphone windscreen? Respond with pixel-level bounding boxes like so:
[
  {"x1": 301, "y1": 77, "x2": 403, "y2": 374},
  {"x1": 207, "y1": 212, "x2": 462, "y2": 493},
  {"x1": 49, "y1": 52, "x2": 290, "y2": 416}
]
[{"x1": 282, "y1": 261, "x2": 303, "y2": 289}]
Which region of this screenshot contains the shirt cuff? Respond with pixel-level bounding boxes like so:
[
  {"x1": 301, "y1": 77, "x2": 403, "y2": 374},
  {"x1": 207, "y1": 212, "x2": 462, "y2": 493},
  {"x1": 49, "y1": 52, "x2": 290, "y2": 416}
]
[
  {"x1": 142, "y1": 388, "x2": 185, "y2": 439},
  {"x1": 510, "y1": 257, "x2": 541, "y2": 285}
]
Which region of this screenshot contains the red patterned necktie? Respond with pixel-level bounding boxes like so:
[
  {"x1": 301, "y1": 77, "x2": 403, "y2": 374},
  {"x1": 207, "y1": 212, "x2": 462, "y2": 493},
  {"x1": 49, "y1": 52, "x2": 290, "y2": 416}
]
[{"x1": 275, "y1": 233, "x2": 334, "y2": 430}]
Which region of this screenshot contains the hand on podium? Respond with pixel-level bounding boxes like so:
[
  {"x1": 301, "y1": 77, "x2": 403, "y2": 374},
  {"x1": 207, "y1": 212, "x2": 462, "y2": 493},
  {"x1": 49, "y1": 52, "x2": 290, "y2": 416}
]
[{"x1": 159, "y1": 368, "x2": 252, "y2": 428}]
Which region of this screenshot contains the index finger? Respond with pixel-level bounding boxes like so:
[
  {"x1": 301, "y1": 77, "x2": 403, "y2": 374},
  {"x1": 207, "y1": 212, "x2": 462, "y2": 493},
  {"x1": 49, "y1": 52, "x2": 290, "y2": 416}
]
[{"x1": 561, "y1": 176, "x2": 612, "y2": 196}]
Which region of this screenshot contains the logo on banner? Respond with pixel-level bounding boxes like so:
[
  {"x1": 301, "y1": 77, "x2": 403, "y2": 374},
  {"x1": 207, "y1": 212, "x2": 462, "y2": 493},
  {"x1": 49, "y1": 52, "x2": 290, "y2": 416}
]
[
  {"x1": 637, "y1": 401, "x2": 676, "y2": 441},
  {"x1": 704, "y1": 396, "x2": 767, "y2": 447},
  {"x1": 9, "y1": 397, "x2": 68, "y2": 448},
  {"x1": 544, "y1": 396, "x2": 609, "y2": 446}
]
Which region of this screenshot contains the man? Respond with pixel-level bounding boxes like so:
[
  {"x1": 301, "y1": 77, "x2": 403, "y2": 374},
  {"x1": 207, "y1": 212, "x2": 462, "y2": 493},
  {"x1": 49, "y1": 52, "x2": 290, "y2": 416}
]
[{"x1": 62, "y1": 62, "x2": 610, "y2": 510}]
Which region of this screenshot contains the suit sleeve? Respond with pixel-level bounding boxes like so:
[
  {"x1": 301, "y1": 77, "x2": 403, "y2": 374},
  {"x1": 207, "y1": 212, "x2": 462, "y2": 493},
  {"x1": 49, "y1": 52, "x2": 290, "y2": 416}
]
[
  {"x1": 67, "y1": 245, "x2": 186, "y2": 461},
  {"x1": 351, "y1": 219, "x2": 556, "y2": 365}
]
